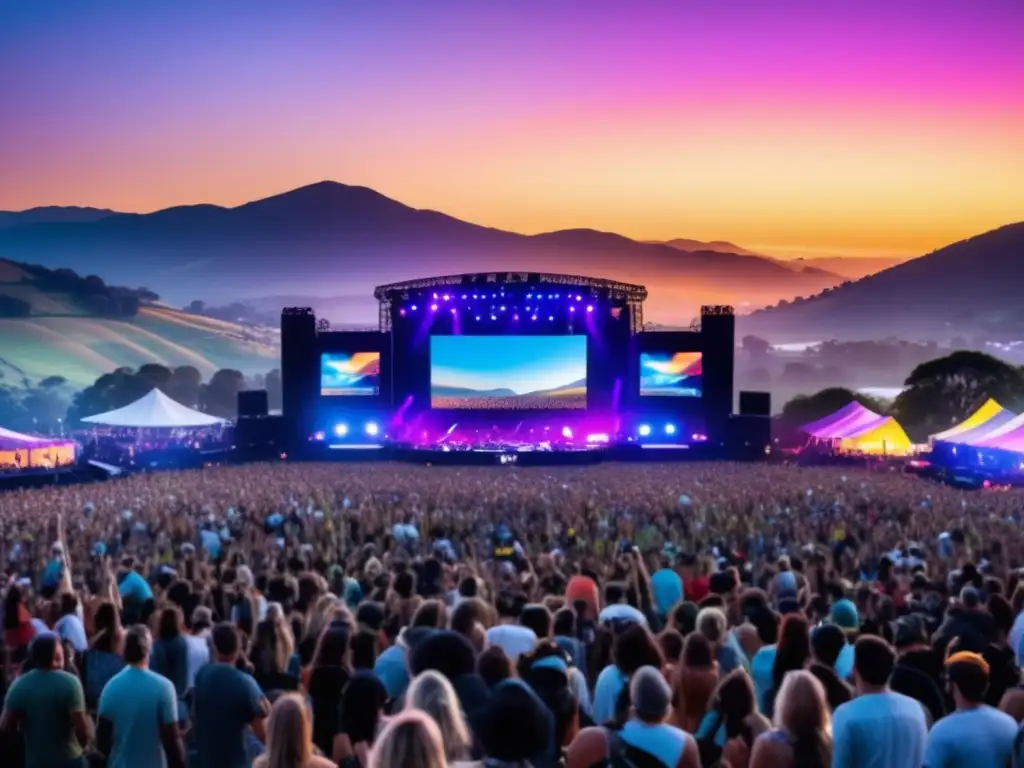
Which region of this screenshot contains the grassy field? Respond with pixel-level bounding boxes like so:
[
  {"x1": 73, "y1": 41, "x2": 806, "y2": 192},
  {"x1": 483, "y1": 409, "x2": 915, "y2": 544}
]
[{"x1": 0, "y1": 263, "x2": 279, "y2": 388}]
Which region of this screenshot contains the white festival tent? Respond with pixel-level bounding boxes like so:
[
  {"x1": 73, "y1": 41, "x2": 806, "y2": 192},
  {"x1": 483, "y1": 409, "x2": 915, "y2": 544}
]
[{"x1": 82, "y1": 389, "x2": 227, "y2": 428}]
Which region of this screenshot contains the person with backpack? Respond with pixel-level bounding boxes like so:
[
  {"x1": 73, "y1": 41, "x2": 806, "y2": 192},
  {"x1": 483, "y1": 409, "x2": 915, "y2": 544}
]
[{"x1": 566, "y1": 666, "x2": 700, "y2": 768}]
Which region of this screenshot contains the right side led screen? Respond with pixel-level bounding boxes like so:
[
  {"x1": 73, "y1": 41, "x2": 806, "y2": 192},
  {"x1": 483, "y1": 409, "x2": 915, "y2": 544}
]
[{"x1": 640, "y1": 352, "x2": 702, "y2": 397}]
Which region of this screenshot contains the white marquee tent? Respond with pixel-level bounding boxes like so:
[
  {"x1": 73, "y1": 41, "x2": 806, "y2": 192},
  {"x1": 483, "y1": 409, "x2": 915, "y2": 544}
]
[{"x1": 82, "y1": 389, "x2": 227, "y2": 428}]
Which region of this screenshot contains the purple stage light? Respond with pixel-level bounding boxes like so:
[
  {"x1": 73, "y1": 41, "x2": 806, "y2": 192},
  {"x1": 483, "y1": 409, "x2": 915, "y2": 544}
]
[
  {"x1": 399, "y1": 308, "x2": 406, "y2": 317},
  {"x1": 411, "y1": 304, "x2": 418, "y2": 311},
  {"x1": 527, "y1": 293, "x2": 533, "y2": 299},
  {"x1": 576, "y1": 295, "x2": 582, "y2": 301},
  {"x1": 512, "y1": 314, "x2": 519, "y2": 321},
  {"x1": 490, "y1": 314, "x2": 497, "y2": 320},
  {"x1": 432, "y1": 292, "x2": 438, "y2": 299},
  {"x1": 586, "y1": 305, "x2": 594, "y2": 312},
  {"x1": 430, "y1": 303, "x2": 438, "y2": 311},
  {"x1": 548, "y1": 315, "x2": 554, "y2": 321},
  {"x1": 586, "y1": 433, "x2": 610, "y2": 444},
  {"x1": 461, "y1": 294, "x2": 467, "y2": 299},
  {"x1": 561, "y1": 426, "x2": 573, "y2": 439},
  {"x1": 449, "y1": 307, "x2": 456, "y2": 314},
  {"x1": 531, "y1": 314, "x2": 538, "y2": 321},
  {"x1": 499, "y1": 305, "x2": 506, "y2": 311},
  {"x1": 475, "y1": 315, "x2": 481, "y2": 321},
  {"x1": 442, "y1": 294, "x2": 450, "y2": 301},
  {"x1": 473, "y1": 293, "x2": 479, "y2": 299},
  {"x1": 570, "y1": 306, "x2": 576, "y2": 313}
]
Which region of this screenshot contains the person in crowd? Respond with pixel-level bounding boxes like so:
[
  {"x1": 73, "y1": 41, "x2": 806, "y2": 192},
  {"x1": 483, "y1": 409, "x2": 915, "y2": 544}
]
[
  {"x1": 695, "y1": 669, "x2": 770, "y2": 768},
  {"x1": 486, "y1": 590, "x2": 538, "y2": 661},
  {"x1": 97, "y1": 624, "x2": 186, "y2": 768},
  {"x1": 923, "y1": 651, "x2": 1018, "y2": 768},
  {"x1": 826, "y1": 598, "x2": 858, "y2": 679},
  {"x1": 332, "y1": 671, "x2": 389, "y2": 766},
  {"x1": 253, "y1": 693, "x2": 335, "y2": 768},
  {"x1": 54, "y1": 592, "x2": 88, "y2": 655},
  {"x1": 593, "y1": 623, "x2": 664, "y2": 725},
  {"x1": 567, "y1": 666, "x2": 699, "y2": 768},
  {"x1": 474, "y1": 679, "x2": 555, "y2": 768},
  {"x1": 765, "y1": 613, "x2": 811, "y2": 716},
  {"x1": 191, "y1": 622, "x2": 270, "y2": 768},
  {"x1": 305, "y1": 622, "x2": 352, "y2": 755},
  {"x1": 889, "y1": 613, "x2": 946, "y2": 724},
  {"x1": 831, "y1": 635, "x2": 928, "y2": 768},
  {"x1": 2, "y1": 583, "x2": 36, "y2": 659},
  {"x1": 186, "y1": 605, "x2": 213, "y2": 687},
  {"x1": 151, "y1": 605, "x2": 191, "y2": 721},
  {"x1": 673, "y1": 632, "x2": 719, "y2": 733},
  {"x1": 249, "y1": 606, "x2": 300, "y2": 693},
  {"x1": 368, "y1": 709, "x2": 448, "y2": 768},
  {"x1": 406, "y1": 670, "x2": 473, "y2": 763},
  {"x1": 478, "y1": 645, "x2": 514, "y2": 689},
  {"x1": 749, "y1": 670, "x2": 832, "y2": 768},
  {"x1": 697, "y1": 606, "x2": 745, "y2": 674},
  {"x1": 0, "y1": 632, "x2": 93, "y2": 768},
  {"x1": 807, "y1": 624, "x2": 853, "y2": 711},
  {"x1": 79, "y1": 599, "x2": 127, "y2": 712}
]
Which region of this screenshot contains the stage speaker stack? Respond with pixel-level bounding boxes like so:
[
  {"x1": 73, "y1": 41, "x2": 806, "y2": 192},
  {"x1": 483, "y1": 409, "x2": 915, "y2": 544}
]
[
  {"x1": 700, "y1": 306, "x2": 736, "y2": 445},
  {"x1": 728, "y1": 390, "x2": 772, "y2": 460},
  {"x1": 280, "y1": 308, "x2": 318, "y2": 450},
  {"x1": 237, "y1": 389, "x2": 269, "y2": 418}
]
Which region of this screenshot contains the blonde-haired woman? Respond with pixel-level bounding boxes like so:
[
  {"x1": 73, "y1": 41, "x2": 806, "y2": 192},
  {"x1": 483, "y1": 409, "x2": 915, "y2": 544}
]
[
  {"x1": 253, "y1": 693, "x2": 334, "y2": 768},
  {"x1": 406, "y1": 670, "x2": 472, "y2": 762},
  {"x1": 369, "y1": 710, "x2": 448, "y2": 768},
  {"x1": 750, "y1": 670, "x2": 832, "y2": 768}
]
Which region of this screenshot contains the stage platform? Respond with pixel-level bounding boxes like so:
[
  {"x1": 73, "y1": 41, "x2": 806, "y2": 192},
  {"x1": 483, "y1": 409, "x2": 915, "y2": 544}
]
[{"x1": 310, "y1": 441, "x2": 725, "y2": 465}]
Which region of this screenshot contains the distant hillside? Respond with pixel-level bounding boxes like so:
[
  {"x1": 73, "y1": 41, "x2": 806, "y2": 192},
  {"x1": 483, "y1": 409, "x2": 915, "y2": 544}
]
[
  {"x1": 0, "y1": 206, "x2": 121, "y2": 229},
  {"x1": 0, "y1": 259, "x2": 278, "y2": 389},
  {"x1": 744, "y1": 223, "x2": 1024, "y2": 342},
  {"x1": 787, "y1": 256, "x2": 907, "y2": 280},
  {"x1": 430, "y1": 385, "x2": 517, "y2": 397},
  {"x1": 659, "y1": 238, "x2": 760, "y2": 257},
  {"x1": 0, "y1": 181, "x2": 844, "y2": 324}
]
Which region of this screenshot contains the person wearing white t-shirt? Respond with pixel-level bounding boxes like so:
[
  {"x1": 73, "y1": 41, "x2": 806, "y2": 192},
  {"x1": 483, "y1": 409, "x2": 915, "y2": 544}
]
[{"x1": 486, "y1": 592, "x2": 537, "y2": 661}]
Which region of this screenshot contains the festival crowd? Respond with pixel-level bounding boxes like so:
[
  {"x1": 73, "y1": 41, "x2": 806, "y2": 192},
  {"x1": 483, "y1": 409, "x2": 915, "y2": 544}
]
[{"x1": 2, "y1": 461, "x2": 1024, "y2": 767}]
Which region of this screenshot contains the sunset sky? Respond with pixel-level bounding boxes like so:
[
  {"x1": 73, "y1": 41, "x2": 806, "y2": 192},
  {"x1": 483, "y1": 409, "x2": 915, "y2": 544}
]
[{"x1": 1, "y1": 0, "x2": 1021, "y2": 258}]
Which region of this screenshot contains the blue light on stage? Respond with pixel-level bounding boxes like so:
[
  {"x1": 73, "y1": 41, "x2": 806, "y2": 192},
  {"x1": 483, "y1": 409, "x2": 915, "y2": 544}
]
[
  {"x1": 334, "y1": 423, "x2": 348, "y2": 437},
  {"x1": 475, "y1": 315, "x2": 482, "y2": 321},
  {"x1": 442, "y1": 294, "x2": 450, "y2": 301},
  {"x1": 411, "y1": 305, "x2": 418, "y2": 311},
  {"x1": 548, "y1": 315, "x2": 554, "y2": 321},
  {"x1": 531, "y1": 314, "x2": 538, "y2": 321},
  {"x1": 586, "y1": 305, "x2": 594, "y2": 313},
  {"x1": 665, "y1": 423, "x2": 677, "y2": 435},
  {"x1": 490, "y1": 314, "x2": 497, "y2": 320},
  {"x1": 313, "y1": 431, "x2": 326, "y2": 441},
  {"x1": 638, "y1": 424, "x2": 652, "y2": 437},
  {"x1": 364, "y1": 421, "x2": 380, "y2": 437},
  {"x1": 449, "y1": 307, "x2": 456, "y2": 314},
  {"x1": 430, "y1": 303, "x2": 438, "y2": 311}
]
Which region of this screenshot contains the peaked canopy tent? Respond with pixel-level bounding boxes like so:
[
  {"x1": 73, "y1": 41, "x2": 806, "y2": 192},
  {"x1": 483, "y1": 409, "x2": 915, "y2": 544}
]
[
  {"x1": 931, "y1": 399, "x2": 1015, "y2": 444},
  {"x1": 801, "y1": 402, "x2": 885, "y2": 439},
  {"x1": 973, "y1": 413, "x2": 1024, "y2": 454},
  {"x1": 81, "y1": 389, "x2": 227, "y2": 429},
  {"x1": 801, "y1": 402, "x2": 912, "y2": 456},
  {"x1": 0, "y1": 426, "x2": 77, "y2": 468}
]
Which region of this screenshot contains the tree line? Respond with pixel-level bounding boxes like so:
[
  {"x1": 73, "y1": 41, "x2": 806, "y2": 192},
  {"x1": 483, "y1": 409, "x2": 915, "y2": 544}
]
[
  {"x1": 0, "y1": 364, "x2": 283, "y2": 435},
  {"x1": 779, "y1": 350, "x2": 1024, "y2": 443}
]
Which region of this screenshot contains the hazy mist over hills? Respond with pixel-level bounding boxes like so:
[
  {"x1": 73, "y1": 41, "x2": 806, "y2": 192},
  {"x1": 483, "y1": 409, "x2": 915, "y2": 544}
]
[{"x1": 0, "y1": 181, "x2": 849, "y2": 324}]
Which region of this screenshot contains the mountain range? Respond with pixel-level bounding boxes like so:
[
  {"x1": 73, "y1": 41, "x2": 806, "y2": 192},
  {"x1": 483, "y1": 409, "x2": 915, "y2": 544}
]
[
  {"x1": 744, "y1": 222, "x2": 1024, "y2": 342},
  {"x1": 0, "y1": 182, "x2": 854, "y2": 324}
]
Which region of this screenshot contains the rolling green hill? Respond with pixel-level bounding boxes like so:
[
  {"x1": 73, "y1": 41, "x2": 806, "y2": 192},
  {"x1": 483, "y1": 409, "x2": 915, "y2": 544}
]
[{"x1": 0, "y1": 259, "x2": 279, "y2": 389}]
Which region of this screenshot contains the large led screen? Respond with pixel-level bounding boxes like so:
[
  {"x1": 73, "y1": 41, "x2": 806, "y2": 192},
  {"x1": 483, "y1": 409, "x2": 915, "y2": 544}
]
[
  {"x1": 320, "y1": 352, "x2": 380, "y2": 396},
  {"x1": 431, "y1": 335, "x2": 587, "y2": 409},
  {"x1": 640, "y1": 352, "x2": 702, "y2": 397}
]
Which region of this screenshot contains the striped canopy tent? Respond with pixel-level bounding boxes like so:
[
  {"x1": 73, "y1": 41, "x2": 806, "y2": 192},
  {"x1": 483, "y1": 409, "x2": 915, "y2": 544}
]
[
  {"x1": 931, "y1": 399, "x2": 1014, "y2": 444},
  {"x1": 801, "y1": 401, "x2": 885, "y2": 439},
  {"x1": 0, "y1": 426, "x2": 76, "y2": 468},
  {"x1": 973, "y1": 413, "x2": 1024, "y2": 454},
  {"x1": 801, "y1": 401, "x2": 912, "y2": 456}
]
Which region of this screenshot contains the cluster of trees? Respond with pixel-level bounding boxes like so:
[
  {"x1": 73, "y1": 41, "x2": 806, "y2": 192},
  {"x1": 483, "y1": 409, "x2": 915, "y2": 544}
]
[
  {"x1": 0, "y1": 365, "x2": 283, "y2": 435},
  {"x1": 66, "y1": 364, "x2": 282, "y2": 424},
  {"x1": 15, "y1": 263, "x2": 159, "y2": 318},
  {"x1": 780, "y1": 351, "x2": 1024, "y2": 442},
  {"x1": 0, "y1": 374, "x2": 71, "y2": 434}
]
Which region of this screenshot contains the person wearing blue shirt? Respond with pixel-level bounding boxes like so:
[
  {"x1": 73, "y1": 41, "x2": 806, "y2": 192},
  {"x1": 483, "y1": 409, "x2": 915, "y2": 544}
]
[
  {"x1": 832, "y1": 636, "x2": 927, "y2": 768},
  {"x1": 97, "y1": 625, "x2": 185, "y2": 768},
  {"x1": 924, "y1": 652, "x2": 1018, "y2": 768}
]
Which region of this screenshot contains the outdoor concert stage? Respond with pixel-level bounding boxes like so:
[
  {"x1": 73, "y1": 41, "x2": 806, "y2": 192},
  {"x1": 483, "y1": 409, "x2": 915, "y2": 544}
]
[{"x1": 261, "y1": 272, "x2": 770, "y2": 464}]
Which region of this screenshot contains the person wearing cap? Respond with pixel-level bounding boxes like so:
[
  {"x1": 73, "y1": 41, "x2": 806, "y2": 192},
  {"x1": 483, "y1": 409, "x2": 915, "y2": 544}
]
[
  {"x1": 923, "y1": 651, "x2": 1018, "y2": 767},
  {"x1": 832, "y1": 636, "x2": 927, "y2": 768},
  {"x1": 827, "y1": 598, "x2": 858, "y2": 681},
  {"x1": 932, "y1": 585, "x2": 997, "y2": 657},
  {"x1": 185, "y1": 605, "x2": 214, "y2": 687},
  {"x1": 0, "y1": 632, "x2": 93, "y2": 768},
  {"x1": 889, "y1": 615, "x2": 945, "y2": 724},
  {"x1": 566, "y1": 666, "x2": 700, "y2": 768}
]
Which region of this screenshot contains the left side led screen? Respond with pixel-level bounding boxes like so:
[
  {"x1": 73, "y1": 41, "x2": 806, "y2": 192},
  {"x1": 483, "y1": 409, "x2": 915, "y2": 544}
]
[{"x1": 320, "y1": 352, "x2": 380, "y2": 396}]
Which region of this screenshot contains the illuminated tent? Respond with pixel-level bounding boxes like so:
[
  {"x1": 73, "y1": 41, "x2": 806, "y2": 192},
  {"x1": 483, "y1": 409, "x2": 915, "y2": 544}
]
[
  {"x1": 0, "y1": 426, "x2": 77, "y2": 468},
  {"x1": 81, "y1": 389, "x2": 226, "y2": 428},
  {"x1": 801, "y1": 402, "x2": 912, "y2": 456},
  {"x1": 973, "y1": 413, "x2": 1024, "y2": 454},
  {"x1": 801, "y1": 402, "x2": 885, "y2": 439},
  {"x1": 931, "y1": 399, "x2": 1015, "y2": 443}
]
